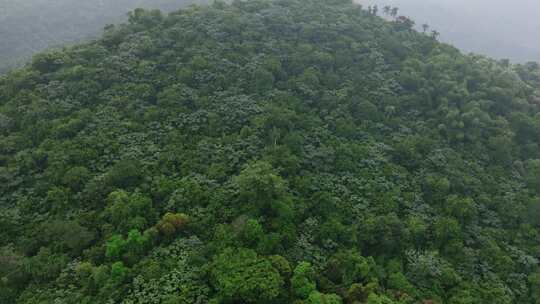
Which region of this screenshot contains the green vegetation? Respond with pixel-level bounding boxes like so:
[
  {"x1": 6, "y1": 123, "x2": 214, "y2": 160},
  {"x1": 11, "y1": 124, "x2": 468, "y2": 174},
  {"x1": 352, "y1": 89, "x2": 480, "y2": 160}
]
[{"x1": 1, "y1": 0, "x2": 540, "y2": 303}]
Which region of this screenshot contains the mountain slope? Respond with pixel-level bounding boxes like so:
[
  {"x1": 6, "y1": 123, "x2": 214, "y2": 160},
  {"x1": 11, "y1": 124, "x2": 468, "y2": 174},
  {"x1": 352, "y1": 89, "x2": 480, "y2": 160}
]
[{"x1": 1, "y1": 0, "x2": 540, "y2": 303}]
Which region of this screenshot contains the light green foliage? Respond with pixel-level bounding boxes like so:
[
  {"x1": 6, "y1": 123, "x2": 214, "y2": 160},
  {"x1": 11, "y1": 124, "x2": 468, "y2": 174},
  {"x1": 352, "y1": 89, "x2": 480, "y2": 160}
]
[
  {"x1": 387, "y1": 272, "x2": 415, "y2": 295},
  {"x1": 241, "y1": 218, "x2": 265, "y2": 246},
  {"x1": 105, "y1": 229, "x2": 154, "y2": 264},
  {"x1": 366, "y1": 293, "x2": 397, "y2": 304},
  {"x1": 291, "y1": 262, "x2": 317, "y2": 299},
  {"x1": 106, "y1": 234, "x2": 126, "y2": 260},
  {"x1": 103, "y1": 190, "x2": 155, "y2": 234},
  {"x1": 210, "y1": 248, "x2": 283, "y2": 303},
  {"x1": 268, "y1": 255, "x2": 292, "y2": 279},
  {"x1": 307, "y1": 291, "x2": 343, "y2": 304},
  {"x1": 325, "y1": 250, "x2": 375, "y2": 286},
  {"x1": 111, "y1": 261, "x2": 128, "y2": 284}
]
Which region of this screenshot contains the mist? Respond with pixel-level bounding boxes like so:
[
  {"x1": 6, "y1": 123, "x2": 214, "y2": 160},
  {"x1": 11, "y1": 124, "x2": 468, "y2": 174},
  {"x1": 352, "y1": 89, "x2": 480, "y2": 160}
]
[
  {"x1": 359, "y1": 0, "x2": 540, "y2": 63},
  {"x1": 0, "y1": 0, "x2": 205, "y2": 73},
  {"x1": 2, "y1": 0, "x2": 539, "y2": 73}
]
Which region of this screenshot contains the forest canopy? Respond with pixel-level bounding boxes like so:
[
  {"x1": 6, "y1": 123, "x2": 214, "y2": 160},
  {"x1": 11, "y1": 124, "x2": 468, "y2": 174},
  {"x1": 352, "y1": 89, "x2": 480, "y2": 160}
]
[{"x1": 1, "y1": 0, "x2": 540, "y2": 303}]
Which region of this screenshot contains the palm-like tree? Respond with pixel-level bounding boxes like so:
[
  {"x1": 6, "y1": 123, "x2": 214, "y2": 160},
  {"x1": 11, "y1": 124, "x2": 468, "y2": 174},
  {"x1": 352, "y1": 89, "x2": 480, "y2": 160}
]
[
  {"x1": 383, "y1": 5, "x2": 391, "y2": 16},
  {"x1": 372, "y1": 5, "x2": 378, "y2": 16},
  {"x1": 422, "y1": 23, "x2": 429, "y2": 33},
  {"x1": 390, "y1": 7, "x2": 399, "y2": 18},
  {"x1": 431, "y1": 30, "x2": 440, "y2": 40}
]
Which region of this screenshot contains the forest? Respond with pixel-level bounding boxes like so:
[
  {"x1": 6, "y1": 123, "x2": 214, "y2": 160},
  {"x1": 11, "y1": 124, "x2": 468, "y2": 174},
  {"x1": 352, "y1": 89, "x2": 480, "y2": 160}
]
[{"x1": 1, "y1": 0, "x2": 540, "y2": 303}]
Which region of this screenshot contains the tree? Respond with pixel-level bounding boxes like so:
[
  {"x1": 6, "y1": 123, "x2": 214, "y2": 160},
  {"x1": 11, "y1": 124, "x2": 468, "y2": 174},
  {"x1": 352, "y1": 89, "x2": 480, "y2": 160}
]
[
  {"x1": 372, "y1": 5, "x2": 378, "y2": 16},
  {"x1": 62, "y1": 166, "x2": 91, "y2": 192},
  {"x1": 110, "y1": 261, "x2": 128, "y2": 284},
  {"x1": 422, "y1": 23, "x2": 429, "y2": 33},
  {"x1": 325, "y1": 250, "x2": 374, "y2": 286},
  {"x1": 23, "y1": 247, "x2": 68, "y2": 284},
  {"x1": 102, "y1": 190, "x2": 155, "y2": 234},
  {"x1": 234, "y1": 161, "x2": 293, "y2": 220},
  {"x1": 524, "y1": 197, "x2": 540, "y2": 227},
  {"x1": 525, "y1": 159, "x2": 540, "y2": 193},
  {"x1": 395, "y1": 16, "x2": 415, "y2": 30},
  {"x1": 210, "y1": 248, "x2": 283, "y2": 303},
  {"x1": 529, "y1": 270, "x2": 540, "y2": 303},
  {"x1": 291, "y1": 262, "x2": 317, "y2": 299},
  {"x1": 105, "y1": 234, "x2": 126, "y2": 260},
  {"x1": 307, "y1": 291, "x2": 343, "y2": 304},
  {"x1": 30, "y1": 51, "x2": 66, "y2": 73},
  {"x1": 390, "y1": 7, "x2": 399, "y2": 18},
  {"x1": 156, "y1": 212, "x2": 189, "y2": 236},
  {"x1": 105, "y1": 228, "x2": 154, "y2": 264}
]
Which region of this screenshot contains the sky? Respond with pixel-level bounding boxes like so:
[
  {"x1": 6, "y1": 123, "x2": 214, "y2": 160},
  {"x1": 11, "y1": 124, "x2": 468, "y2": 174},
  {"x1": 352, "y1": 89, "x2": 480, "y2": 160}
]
[
  {"x1": 359, "y1": 0, "x2": 540, "y2": 63},
  {"x1": 1, "y1": 0, "x2": 539, "y2": 72},
  {"x1": 0, "y1": 0, "x2": 204, "y2": 72}
]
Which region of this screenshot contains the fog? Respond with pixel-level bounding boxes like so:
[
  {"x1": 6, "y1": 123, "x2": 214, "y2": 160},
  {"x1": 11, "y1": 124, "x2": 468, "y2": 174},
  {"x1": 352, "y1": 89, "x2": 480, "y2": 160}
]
[
  {"x1": 1, "y1": 0, "x2": 539, "y2": 73},
  {"x1": 359, "y1": 0, "x2": 540, "y2": 63},
  {"x1": 0, "y1": 0, "x2": 205, "y2": 73}
]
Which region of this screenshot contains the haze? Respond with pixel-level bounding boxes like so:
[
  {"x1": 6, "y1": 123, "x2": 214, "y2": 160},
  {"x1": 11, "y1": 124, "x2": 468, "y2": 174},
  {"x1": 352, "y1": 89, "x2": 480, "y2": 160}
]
[
  {"x1": 0, "y1": 0, "x2": 205, "y2": 73},
  {"x1": 360, "y1": 0, "x2": 540, "y2": 63},
  {"x1": 1, "y1": 0, "x2": 539, "y2": 73}
]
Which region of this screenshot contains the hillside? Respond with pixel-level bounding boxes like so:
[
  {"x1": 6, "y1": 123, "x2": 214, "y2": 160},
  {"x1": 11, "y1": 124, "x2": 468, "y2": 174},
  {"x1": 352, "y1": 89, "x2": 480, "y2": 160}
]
[
  {"x1": 1, "y1": 0, "x2": 540, "y2": 303},
  {"x1": 0, "y1": 0, "x2": 206, "y2": 73}
]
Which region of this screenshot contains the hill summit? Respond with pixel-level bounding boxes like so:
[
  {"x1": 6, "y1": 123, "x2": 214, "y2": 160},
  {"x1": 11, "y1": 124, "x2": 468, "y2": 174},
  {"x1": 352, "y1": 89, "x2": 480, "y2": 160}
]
[{"x1": 1, "y1": 0, "x2": 540, "y2": 303}]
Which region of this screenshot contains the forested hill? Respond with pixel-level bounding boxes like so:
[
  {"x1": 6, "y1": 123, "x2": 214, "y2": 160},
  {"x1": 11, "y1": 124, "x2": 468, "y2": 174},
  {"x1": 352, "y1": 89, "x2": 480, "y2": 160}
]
[
  {"x1": 0, "y1": 0, "x2": 206, "y2": 74},
  {"x1": 1, "y1": 0, "x2": 540, "y2": 303}
]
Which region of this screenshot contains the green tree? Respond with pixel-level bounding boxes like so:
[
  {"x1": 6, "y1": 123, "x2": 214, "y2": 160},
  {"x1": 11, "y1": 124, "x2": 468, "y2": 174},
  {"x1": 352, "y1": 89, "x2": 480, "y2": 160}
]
[
  {"x1": 291, "y1": 262, "x2": 317, "y2": 299},
  {"x1": 210, "y1": 248, "x2": 283, "y2": 303},
  {"x1": 529, "y1": 270, "x2": 540, "y2": 303},
  {"x1": 307, "y1": 291, "x2": 343, "y2": 304},
  {"x1": 103, "y1": 190, "x2": 155, "y2": 234}
]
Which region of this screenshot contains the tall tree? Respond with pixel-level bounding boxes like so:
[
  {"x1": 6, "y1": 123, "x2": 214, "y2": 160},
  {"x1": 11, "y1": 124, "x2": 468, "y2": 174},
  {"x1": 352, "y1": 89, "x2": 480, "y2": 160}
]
[
  {"x1": 390, "y1": 7, "x2": 399, "y2": 18},
  {"x1": 383, "y1": 5, "x2": 391, "y2": 16}
]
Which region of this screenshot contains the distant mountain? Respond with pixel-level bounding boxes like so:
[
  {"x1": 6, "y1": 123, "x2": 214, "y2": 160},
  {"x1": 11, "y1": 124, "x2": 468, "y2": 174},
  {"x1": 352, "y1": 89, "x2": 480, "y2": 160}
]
[
  {"x1": 0, "y1": 0, "x2": 205, "y2": 73},
  {"x1": 359, "y1": 0, "x2": 540, "y2": 63}
]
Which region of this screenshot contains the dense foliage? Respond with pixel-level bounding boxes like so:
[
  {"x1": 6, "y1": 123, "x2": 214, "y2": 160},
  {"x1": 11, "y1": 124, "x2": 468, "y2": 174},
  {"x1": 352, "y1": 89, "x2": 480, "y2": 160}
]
[{"x1": 1, "y1": 0, "x2": 540, "y2": 303}]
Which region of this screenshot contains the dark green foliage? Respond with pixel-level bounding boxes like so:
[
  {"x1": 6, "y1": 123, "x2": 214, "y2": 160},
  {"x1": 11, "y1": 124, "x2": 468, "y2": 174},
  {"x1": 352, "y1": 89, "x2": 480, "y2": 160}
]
[{"x1": 1, "y1": 0, "x2": 540, "y2": 303}]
